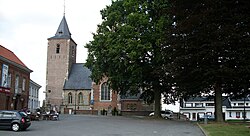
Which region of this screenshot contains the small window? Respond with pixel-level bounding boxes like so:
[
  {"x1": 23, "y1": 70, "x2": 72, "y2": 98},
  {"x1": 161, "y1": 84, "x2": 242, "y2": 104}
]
[
  {"x1": 206, "y1": 103, "x2": 214, "y2": 106},
  {"x1": 195, "y1": 103, "x2": 203, "y2": 107},
  {"x1": 7, "y1": 73, "x2": 11, "y2": 88},
  {"x1": 56, "y1": 44, "x2": 60, "y2": 54},
  {"x1": 78, "y1": 92, "x2": 83, "y2": 104},
  {"x1": 2, "y1": 112, "x2": 13, "y2": 118},
  {"x1": 185, "y1": 103, "x2": 192, "y2": 107},
  {"x1": 72, "y1": 49, "x2": 75, "y2": 57},
  {"x1": 236, "y1": 112, "x2": 240, "y2": 118},
  {"x1": 22, "y1": 78, "x2": 26, "y2": 91},
  {"x1": 229, "y1": 112, "x2": 232, "y2": 117},
  {"x1": 68, "y1": 92, "x2": 72, "y2": 104},
  {"x1": 127, "y1": 104, "x2": 137, "y2": 110},
  {"x1": 19, "y1": 112, "x2": 27, "y2": 117},
  {"x1": 238, "y1": 103, "x2": 244, "y2": 106},
  {"x1": 15, "y1": 75, "x2": 19, "y2": 94},
  {"x1": 242, "y1": 112, "x2": 246, "y2": 118}
]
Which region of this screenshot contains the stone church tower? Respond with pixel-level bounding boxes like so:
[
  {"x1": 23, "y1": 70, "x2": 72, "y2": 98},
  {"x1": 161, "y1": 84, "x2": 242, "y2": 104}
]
[{"x1": 45, "y1": 15, "x2": 77, "y2": 111}]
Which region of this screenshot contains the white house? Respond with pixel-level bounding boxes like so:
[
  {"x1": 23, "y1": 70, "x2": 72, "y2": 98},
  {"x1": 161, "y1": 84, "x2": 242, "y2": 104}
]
[
  {"x1": 28, "y1": 80, "x2": 41, "y2": 113},
  {"x1": 225, "y1": 97, "x2": 250, "y2": 120},
  {"x1": 179, "y1": 96, "x2": 250, "y2": 121}
]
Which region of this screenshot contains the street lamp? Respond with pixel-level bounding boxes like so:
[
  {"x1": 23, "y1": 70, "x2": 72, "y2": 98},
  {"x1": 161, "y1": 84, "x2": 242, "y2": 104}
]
[
  {"x1": 243, "y1": 87, "x2": 249, "y2": 122},
  {"x1": 74, "y1": 90, "x2": 77, "y2": 114}
]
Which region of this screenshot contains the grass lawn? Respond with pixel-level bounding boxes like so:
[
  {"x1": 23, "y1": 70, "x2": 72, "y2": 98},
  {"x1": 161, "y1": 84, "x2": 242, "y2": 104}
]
[{"x1": 199, "y1": 122, "x2": 250, "y2": 136}]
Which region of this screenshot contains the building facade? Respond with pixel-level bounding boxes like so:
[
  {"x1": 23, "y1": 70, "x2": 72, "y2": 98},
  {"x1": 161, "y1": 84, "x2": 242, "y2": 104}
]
[
  {"x1": 28, "y1": 80, "x2": 41, "y2": 113},
  {"x1": 225, "y1": 97, "x2": 250, "y2": 120},
  {"x1": 120, "y1": 94, "x2": 153, "y2": 116},
  {"x1": 0, "y1": 45, "x2": 32, "y2": 110},
  {"x1": 92, "y1": 77, "x2": 120, "y2": 114},
  {"x1": 63, "y1": 63, "x2": 92, "y2": 114},
  {"x1": 180, "y1": 96, "x2": 250, "y2": 121}
]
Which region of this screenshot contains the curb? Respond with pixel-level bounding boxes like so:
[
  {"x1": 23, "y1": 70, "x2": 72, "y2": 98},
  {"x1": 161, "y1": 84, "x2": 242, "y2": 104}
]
[{"x1": 197, "y1": 123, "x2": 208, "y2": 136}]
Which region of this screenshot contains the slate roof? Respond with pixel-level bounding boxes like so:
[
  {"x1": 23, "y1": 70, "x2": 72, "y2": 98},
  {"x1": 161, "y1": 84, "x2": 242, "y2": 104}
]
[
  {"x1": 120, "y1": 93, "x2": 141, "y2": 100},
  {"x1": 230, "y1": 97, "x2": 250, "y2": 101},
  {"x1": 63, "y1": 63, "x2": 92, "y2": 90},
  {"x1": 49, "y1": 16, "x2": 71, "y2": 39},
  {"x1": 185, "y1": 96, "x2": 232, "y2": 108}
]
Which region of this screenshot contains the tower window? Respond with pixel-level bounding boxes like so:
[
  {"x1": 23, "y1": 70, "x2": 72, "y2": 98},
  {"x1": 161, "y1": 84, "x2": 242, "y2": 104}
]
[{"x1": 56, "y1": 44, "x2": 60, "y2": 54}]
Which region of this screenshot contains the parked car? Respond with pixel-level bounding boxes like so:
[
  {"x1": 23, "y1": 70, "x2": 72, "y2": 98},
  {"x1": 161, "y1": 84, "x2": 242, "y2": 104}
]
[
  {"x1": 198, "y1": 114, "x2": 215, "y2": 121},
  {"x1": 149, "y1": 110, "x2": 173, "y2": 119},
  {"x1": 0, "y1": 110, "x2": 31, "y2": 131}
]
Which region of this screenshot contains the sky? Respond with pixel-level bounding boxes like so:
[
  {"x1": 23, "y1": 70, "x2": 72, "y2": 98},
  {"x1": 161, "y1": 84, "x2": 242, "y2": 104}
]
[{"x1": 0, "y1": 0, "x2": 112, "y2": 105}]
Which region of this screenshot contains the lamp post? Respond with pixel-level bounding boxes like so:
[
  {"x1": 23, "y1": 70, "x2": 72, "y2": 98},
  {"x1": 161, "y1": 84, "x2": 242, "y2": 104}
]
[
  {"x1": 243, "y1": 86, "x2": 248, "y2": 122},
  {"x1": 74, "y1": 90, "x2": 77, "y2": 114},
  {"x1": 244, "y1": 95, "x2": 246, "y2": 122}
]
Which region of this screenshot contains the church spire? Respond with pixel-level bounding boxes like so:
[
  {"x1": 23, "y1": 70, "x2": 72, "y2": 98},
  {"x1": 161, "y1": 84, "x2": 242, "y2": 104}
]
[
  {"x1": 49, "y1": 16, "x2": 71, "y2": 39},
  {"x1": 49, "y1": 0, "x2": 71, "y2": 39}
]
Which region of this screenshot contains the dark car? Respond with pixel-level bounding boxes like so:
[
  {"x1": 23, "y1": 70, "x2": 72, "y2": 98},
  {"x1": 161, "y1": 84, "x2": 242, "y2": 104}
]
[{"x1": 0, "y1": 110, "x2": 31, "y2": 131}]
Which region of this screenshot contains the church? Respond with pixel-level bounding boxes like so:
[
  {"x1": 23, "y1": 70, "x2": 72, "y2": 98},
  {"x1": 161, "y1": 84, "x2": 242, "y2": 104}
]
[{"x1": 45, "y1": 15, "x2": 153, "y2": 115}]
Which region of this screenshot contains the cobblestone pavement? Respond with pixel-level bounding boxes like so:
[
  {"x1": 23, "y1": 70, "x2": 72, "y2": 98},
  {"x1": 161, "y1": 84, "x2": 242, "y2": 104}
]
[{"x1": 0, "y1": 114, "x2": 205, "y2": 136}]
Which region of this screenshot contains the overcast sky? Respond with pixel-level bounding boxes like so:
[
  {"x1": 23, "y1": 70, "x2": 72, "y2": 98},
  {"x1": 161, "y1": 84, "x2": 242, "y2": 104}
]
[{"x1": 0, "y1": 0, "x2": 112, "y2": 104}]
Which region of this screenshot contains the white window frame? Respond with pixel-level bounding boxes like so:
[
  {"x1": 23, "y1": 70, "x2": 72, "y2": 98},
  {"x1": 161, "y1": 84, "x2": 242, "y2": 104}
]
[
  {"x1": 100, "y1": 82, "x2": 112, "y2": 101},
  {"x1": 15, "y1": 75, "x2": 19, "y2": 94},
  {"x1": 22, "y1": 78, "x2": 26, "y2": 91}
]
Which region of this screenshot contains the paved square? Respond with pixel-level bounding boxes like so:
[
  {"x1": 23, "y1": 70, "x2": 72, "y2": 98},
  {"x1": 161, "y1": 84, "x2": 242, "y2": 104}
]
[{"x1": 0, "y1": 115, "x2": 205, "y2": 136}]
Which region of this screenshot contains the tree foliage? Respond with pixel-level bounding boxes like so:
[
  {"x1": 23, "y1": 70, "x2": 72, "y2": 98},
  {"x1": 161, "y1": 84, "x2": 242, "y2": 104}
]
[
  {"x1": 171, "y1": 0, "x2": 250, "y2": 122},
  {"x1": 85, "y1": 0, "x2": 173, "y2": 118}
]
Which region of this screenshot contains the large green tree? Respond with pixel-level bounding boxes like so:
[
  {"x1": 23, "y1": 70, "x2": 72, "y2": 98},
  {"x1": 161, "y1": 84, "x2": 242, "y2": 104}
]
[
  {"x1": 171, "y1": 0, "x2": 250, "y2": 122},
  {"x1": 85, "y1": 0, "x2": 173, "y2": 118}
]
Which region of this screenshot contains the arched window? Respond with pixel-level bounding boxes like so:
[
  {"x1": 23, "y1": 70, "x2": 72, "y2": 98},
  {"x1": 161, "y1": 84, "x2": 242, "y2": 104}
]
[
  {"x1": 68, "y1": 92, "x2": 72, "y2": 104},
  {"x1": 56, "y1": 44, "x2": 60, "y2": 54},
  {"x1": 101, "y1": 82, "x2": 111, "y2": 101},
  {"x1": 78, "y1": 92, "x2": 83, "y2": 104}
]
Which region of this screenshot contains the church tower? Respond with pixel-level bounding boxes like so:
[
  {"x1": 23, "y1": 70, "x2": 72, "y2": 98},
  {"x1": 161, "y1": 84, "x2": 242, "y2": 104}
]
[{"x1": 45, "y1": 15, "x2": 77, "y2": 111}]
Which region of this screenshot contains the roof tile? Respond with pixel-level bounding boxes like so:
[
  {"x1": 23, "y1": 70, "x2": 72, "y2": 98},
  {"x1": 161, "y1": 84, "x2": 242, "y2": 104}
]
[{"x1": 0, "y1": 45, "x2": 27, "y2": 67}]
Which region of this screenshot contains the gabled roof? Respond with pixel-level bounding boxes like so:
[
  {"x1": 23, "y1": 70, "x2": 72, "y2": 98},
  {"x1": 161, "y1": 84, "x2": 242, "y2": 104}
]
[
  {"x1": 0, "y1": 45, "x2": 27, "y2": 68},
  {"x1": 63, "y1": 63, "x2": 92, "y2": 90},
  {"x1": 49, "y1": 16, "x2": 71, "y2": 39},
  {"x1": 185, "y1": 96, "x2": 210, "y2": 102},
  {"x1": 230, "y1": 97, "x2": 250, "y2": 101},
  {"x1": 185, "y1": 96, "x2": 231, "y2": 108}
]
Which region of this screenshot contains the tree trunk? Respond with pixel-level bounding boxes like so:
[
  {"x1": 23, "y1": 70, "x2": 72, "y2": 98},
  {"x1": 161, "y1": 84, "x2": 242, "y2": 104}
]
[
  {"x1": 154, "y1": 89, "x2": 162, "y2": 119},
  {"x1": 214, "y1": 83, "x2": 224, "y2": 122}
]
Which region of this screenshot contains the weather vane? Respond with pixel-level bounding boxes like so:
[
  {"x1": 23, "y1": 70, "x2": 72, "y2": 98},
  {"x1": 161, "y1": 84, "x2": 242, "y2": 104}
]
[{"x1": 64, "y1": 0, "x2": 66, "y2": 16}]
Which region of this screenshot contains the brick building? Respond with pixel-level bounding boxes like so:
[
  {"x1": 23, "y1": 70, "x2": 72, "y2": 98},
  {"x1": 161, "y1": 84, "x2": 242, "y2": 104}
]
[{"x1": 0, "y1": 45, "x2": 32, "y2": 110}]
